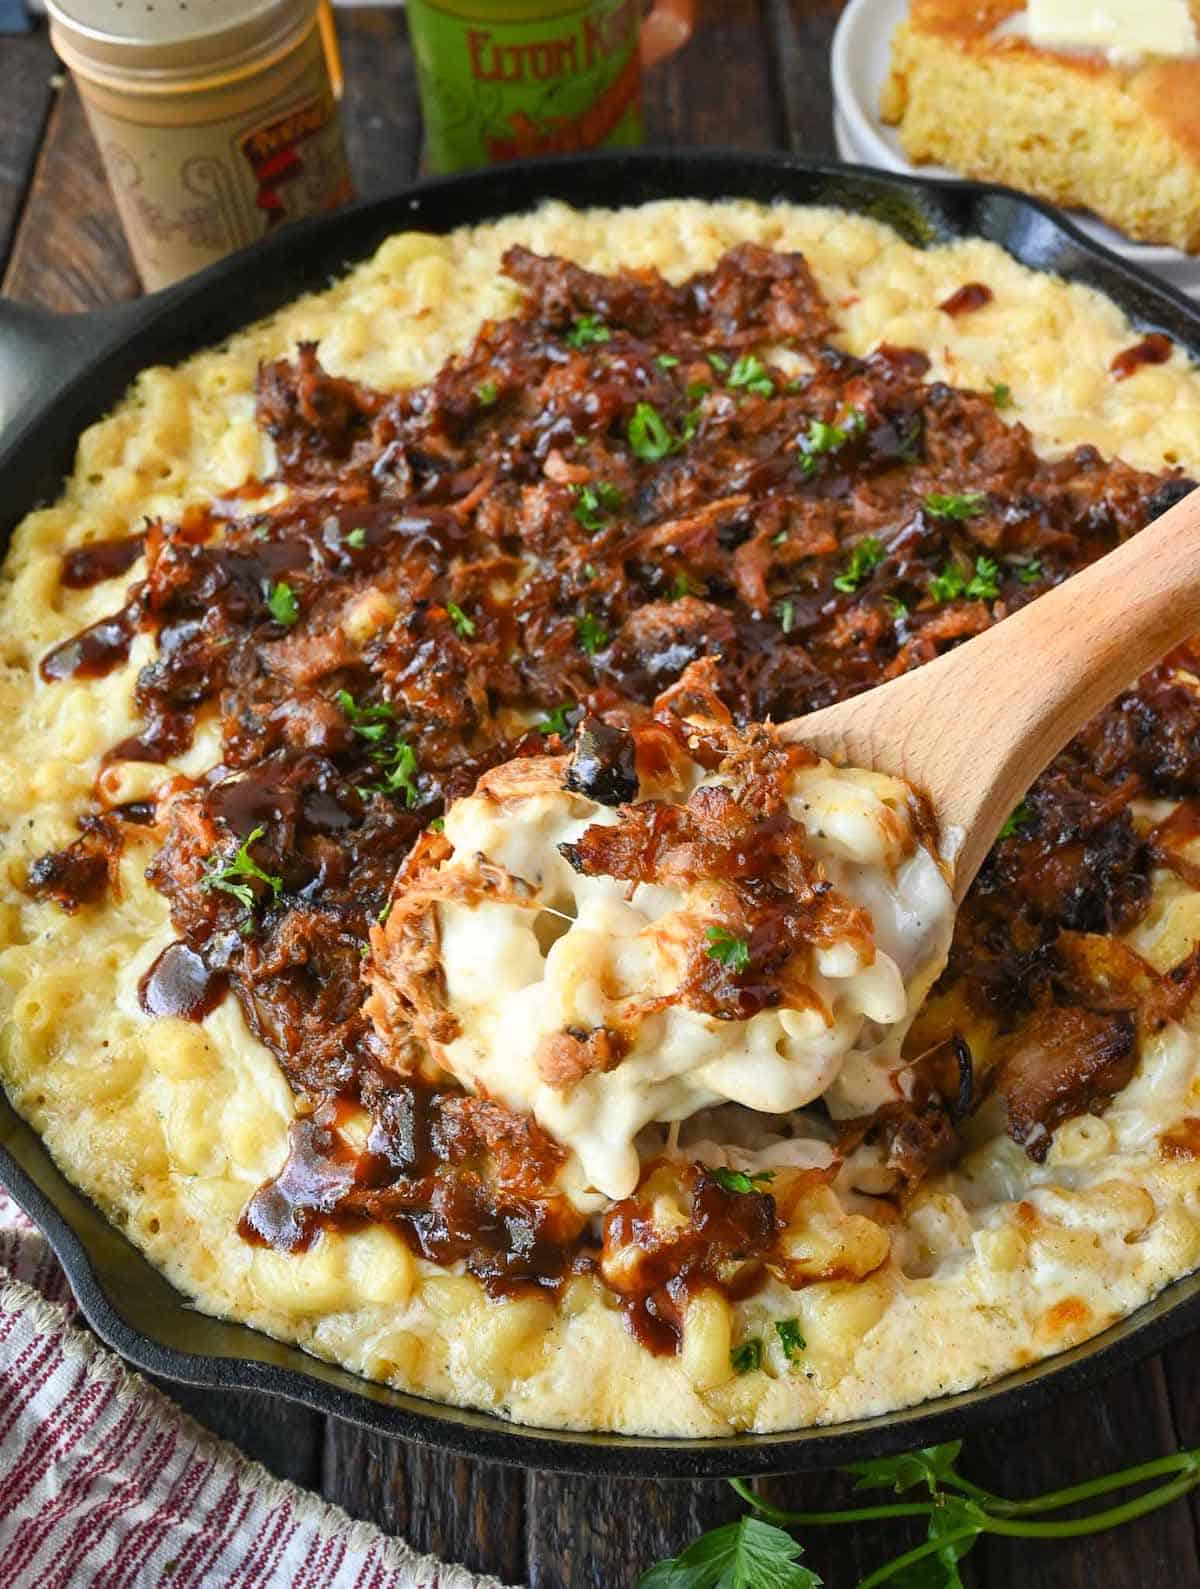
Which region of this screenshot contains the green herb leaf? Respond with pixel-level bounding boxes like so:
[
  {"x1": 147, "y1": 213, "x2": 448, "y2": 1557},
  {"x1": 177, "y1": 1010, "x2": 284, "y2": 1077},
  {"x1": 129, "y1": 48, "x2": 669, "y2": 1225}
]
[
  {"x1": 566, "y1": 313, "x2": 610, "y2": 349},
  {"x1": 573, "y1": 480, "x2": 623, "y2": 532},
  {"x1": 832, "y1": 536, "x2": 885, "y2": 594},
  {"x1": 885, "y1": 595, "x2": 909, "y2": 620},
  {"x1": 447, "y1": 601, "x2": 476, "y2": 638},
  {"x1": 712, "y1": 1167, "x2": 775, "y2": 1195},
  {"x1": 705, "y1": 925, "x2": 751, "y2": 972},
  {"x1": 427, "y1": 817, "x2": 445, "y2": 835},
  {"x1": 964, "y1": 555, "x2": 1000, "y2": 601},
  {"x1": 475, "y1": 379, "x2": 498, "y2": 406},
  {"x1": 656, "y1": 353, "x2": 681, "y2": 370},
  {"x1": 848, "y1": 1443, "x2": 965, "y2": 1497},
  {"x1": 775, "y1": 1318, "x2": 806, "y2": 1362},
  {"x1": 669, "y1": 573, "x2": 693, "y2": 600},
  {"x1": 373, "y1": 739, "x2": 420, "y2": 806},
  {"x1": 730, "y1": 1339, "x2": 764, "y2": 1376},
  {"x1": 771, "y1": 529, "x2": 789, "y2": 547},
  {"x1": 927, "y1": 563, "x2": 966, "y2": 604},
  {"x1": 728, "y1": 354, "x2": 775, "y2": 398},
  {"x1": 887, "y1": 1498, "x2": 986, "y2": 1589},
  {"x1": 796, "y1": 416, "x2": 852, "y2": 477},
  {"x1": 628, "y1": 401, "x2": 678, "y2": 462},
  {"x1": 536, "y1": 703, "x2": 575, "y2": 737},
  {"x1": 336, "y1": 689, "x2": 394, "y2": 741},
  {"x1": 337, "y1": 690, "x2": 420, "y2": 806},
  {"x1": 1016, "y1": 557, "x2": 1043, "y2": 584},
  {"x1": 345, "y1": 527, "x2": 367, "y2": 549},
  {"x1": 201, "y1": 824, "x2": 283, "y2": 915},
  {"x1": 923, "y1": 491, "x2": 988, "y2": 521},
  {"x1": 778, "y1": 598, "x2": 796, "y2": 634},
  {"x1": 991, "y1": 382, "x2": 1013, "y2": 410},
  {"x1": 707, "y1": 351, "x2": 731, "y2": 374},
  {"x1": 686, "y1": 381, "x2": 711, "y2": 403},
  {"x1": 998, "y1": 801, "x2": 1032, "y2": 839},
  {"x1": 576, "y1": 613, "x2": 609, "y2": 656},
  {"x1": 638, "y1": 1516, "x2": 820, "y2": 1589},
  {"x1": 267, "y1": 580, "x2": 299, "y2": 627}
]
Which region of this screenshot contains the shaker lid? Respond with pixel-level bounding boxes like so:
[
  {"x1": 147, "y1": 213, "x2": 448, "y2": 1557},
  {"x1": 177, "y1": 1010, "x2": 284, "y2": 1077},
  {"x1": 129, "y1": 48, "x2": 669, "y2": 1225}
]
[{"x1": 46, "y1": 0, "x2": 318, "y2": 78}]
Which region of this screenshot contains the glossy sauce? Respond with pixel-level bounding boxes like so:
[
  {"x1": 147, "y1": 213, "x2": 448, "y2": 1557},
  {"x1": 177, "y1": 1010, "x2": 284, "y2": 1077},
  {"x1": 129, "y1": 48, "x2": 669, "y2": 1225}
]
[
  {"x1": 39, "y1": 609, "x2": 137, "y2": 682},
  {"x1": 138, "y1": 940, "x2": 228, "y2": 1021},
  {"x1": 1110, "y1": 333, "x2": 1173, "y2": 380},
  {"x1": 59, "y1": 534, "x2": 144, "y2": 589},
  {"x1": 938, "y1": 282, "x2": 993, "y2": 317}
]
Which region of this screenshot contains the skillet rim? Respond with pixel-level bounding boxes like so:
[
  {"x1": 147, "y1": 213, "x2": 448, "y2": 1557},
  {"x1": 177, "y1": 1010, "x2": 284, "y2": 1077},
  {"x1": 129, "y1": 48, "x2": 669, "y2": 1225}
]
[{"x1": 2, "y1": 146, "x2": 1199, "y2": 1477}]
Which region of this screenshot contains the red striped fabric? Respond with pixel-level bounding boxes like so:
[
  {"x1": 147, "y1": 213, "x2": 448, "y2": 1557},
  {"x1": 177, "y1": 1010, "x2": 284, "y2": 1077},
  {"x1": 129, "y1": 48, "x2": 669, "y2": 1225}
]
[{"x1": 0, "y1": 1192, "x2": 512, "y2": 1589}]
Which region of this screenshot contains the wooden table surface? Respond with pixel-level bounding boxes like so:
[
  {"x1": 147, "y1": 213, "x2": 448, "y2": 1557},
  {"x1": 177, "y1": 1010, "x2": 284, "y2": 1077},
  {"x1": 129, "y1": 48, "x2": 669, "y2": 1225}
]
[{"x1": 2, "y1": 4, "x2": 1199, "y2": 1585}]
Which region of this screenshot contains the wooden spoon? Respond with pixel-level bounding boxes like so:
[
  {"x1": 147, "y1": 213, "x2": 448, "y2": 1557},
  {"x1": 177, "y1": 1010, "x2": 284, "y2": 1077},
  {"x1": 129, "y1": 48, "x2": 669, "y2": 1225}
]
[{"x1": 780, "y1": 487, "x2": 1200, "y2": 901}]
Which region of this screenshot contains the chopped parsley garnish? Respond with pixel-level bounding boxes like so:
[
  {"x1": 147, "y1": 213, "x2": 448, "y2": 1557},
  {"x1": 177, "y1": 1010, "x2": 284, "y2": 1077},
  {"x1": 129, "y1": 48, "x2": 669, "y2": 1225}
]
[
  {"x1": 475, "y1": 379, "x2": 498, "y2": 406},
  {"x1": 536, "y1": 703, "x2": 575, "y2": 736},
  {"x1": 965, "y1": 555, "x2": 1000, "y2": 600},
  {"x1": 201, "y1": 825, "x2": 282, "y2": 915},
  {"x1": 707, "y1": 351, "x2": 730, "y2": 374},
  {"x1": 885, "y1": 594, "x2": 909, "y2": 620},
  {"x1": 712, "y1": 1166, "x2": 776, "y2": 1195},
  {"x1": 771, "y1": 528, "x2": 789, "y2": 546},
  {"x1": 582, "y1": 562, "x2": 598, "y2": 581},
  {"x1": 669, "y1": 573, "x2": 693, "y2": 600},
  {"x1": 266, "y1": 580, "x2": 299, "y2": 627},
  {"x1": 576, "y1": 612, "x2": 609, "y2": 656},
  {"x1": 923, "y1": 490, "x2": 988, "y2": 520},
  {"x1": 1016, "y1": 557, "x2": 1043, "y2": 584},
  {"x1": 775, "y1": 1318, "x2": 807, "y2": 1362},
  {"x1": 344, "y1": 527, "x2": 367, "y2": 549},
  {"x1": 628, "y1": 401, "x2": 678, "y2": 462},
  {"x1": 378, "y1": 899, "x2": 393, "y2": 925},
  {"x1": 427, "y1": 817, "x2": 445, "y2": 835},
  {"x1": 336, "y1": 690, "x2": 420, "y2": 806},
  {"x1": 686, "y1": 380, "x2": 711, "y2": 403},
  {"x1": 705, "y1": 925, "x2": 751, "y2": 972},
  {"x1": 447, "y1": 600, "x2": 476, "y2": 638},
  {"x1": 832, "y1": 535, "x2": 885, "y2": 594},
  {"x1": 998, "y1": 801, "x2": 1033, "y2": 839},
  {"x1": 928, "y1": 555, "x2": 1001, "y2": 604},
  {"x1": 730, "y1": 1339, "x2": 763, "y2": 1375},
  {"x1": 565, "y1": 313, "x2": 610, "y2": 349},
  {"x1": 777, "y1": 598, "x2": 796, "y2": 634},
  {"x1": 728, "y1": 353, "x2": 774, "y2": 398},
  {"x1": 992, "y1": 382, "x2": 1013, "y2": 409},
  {"x1": 655, "y1": 353, "x2": 680, "y2": 370},
  {"x1": 796, "y1": 411, "x2": 864, "y2": 477},
  {"x1": 573, "y1": 480, "x2": 622, "y2": 532}
]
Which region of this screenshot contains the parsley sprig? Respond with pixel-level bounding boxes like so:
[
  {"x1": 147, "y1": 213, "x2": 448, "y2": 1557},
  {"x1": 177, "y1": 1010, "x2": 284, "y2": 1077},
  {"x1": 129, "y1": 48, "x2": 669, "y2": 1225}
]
[
  {"x1": 796, "y1": 409, "x2": 865, "y2": 478},
  {"x1": 711, "y1": 1167, "x2": 775, "y2": 1195},
  {"x1": 201, "y1": 825, "x2": 282, "y2": 919},
  {"x1": 336, "y1": 689, "x2": 421, "y2": 806},
  {"x1": 566, "y1": 313, "x2": 610, "y2": 349},
  {"x1": 728, "y1": 354, "x2": 775, "y2": 398},
  {"x1": 642, "y1": 1440, "x2": 1200, "y2": 1588},
  {"x1": 832, "y1": 536, "x2": 885, "y2": 595},
  {"x1": 705, "y1": 925, "x2": 751, "y2": 972},
  {"x1": 573, "y1": 480, "x2": 622, "y2": 532},
  {"x1": 928, "y1": 555, "x2": 1000, "y2": 604},
  {"x1": 923, "y1": 490, "x2": 988, "y2": 521}
]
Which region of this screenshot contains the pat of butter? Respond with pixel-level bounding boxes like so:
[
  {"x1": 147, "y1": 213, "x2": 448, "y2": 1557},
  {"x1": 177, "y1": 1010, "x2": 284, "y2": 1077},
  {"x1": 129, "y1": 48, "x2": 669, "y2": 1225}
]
[{"x1": 1025, "y1": 0, "x2": 1200, "y2": 61}]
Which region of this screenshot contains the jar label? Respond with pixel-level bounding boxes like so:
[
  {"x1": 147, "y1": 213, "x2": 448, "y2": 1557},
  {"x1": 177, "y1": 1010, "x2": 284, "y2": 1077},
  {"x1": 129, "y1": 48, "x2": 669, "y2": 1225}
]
[{"x1": 407, "y1": 0, "x2": 644, "y2": 172}]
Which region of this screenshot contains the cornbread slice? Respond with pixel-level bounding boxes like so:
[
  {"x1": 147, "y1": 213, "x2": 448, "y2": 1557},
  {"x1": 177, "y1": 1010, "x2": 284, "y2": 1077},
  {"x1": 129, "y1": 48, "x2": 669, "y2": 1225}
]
[{"x1": 881, "y1": 0, "x2": 1200, "y2": 252}]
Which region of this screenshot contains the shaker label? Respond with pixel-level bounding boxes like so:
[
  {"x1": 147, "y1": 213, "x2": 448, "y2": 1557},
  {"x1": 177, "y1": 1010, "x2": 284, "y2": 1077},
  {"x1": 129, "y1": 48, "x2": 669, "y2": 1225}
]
[
  {"x1": 409, "y1": 0, "x2": 644, "y2": 172},
  {"x1": 239, "y1": 90, "x2": 345, "y2": 227}
]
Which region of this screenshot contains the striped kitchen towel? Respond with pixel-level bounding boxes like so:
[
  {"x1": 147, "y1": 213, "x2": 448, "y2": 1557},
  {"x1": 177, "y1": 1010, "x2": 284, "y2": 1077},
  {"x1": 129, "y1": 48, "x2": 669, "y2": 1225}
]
[{"x1": 0, "y1": 1190, "x2": 509, "y2": 1589}]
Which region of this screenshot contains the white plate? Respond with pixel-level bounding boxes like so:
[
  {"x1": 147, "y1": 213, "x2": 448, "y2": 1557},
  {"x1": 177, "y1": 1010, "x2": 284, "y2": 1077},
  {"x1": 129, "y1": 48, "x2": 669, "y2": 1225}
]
[{"x1": 830, "y1": 0, "x2": 1200, "y2": 296}]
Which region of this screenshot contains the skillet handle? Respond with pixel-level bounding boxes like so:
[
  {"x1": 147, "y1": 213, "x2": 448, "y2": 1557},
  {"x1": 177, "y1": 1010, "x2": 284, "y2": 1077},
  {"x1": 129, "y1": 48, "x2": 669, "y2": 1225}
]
[{"x1": 0, "y1": 296, "x2": 153, "y2": 527}]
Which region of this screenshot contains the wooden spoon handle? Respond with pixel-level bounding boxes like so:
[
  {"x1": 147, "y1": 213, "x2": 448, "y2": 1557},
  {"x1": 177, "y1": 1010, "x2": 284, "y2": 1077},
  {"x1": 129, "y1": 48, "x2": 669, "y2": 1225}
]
[{"x1": 783, "y1": 486, "x2": 1200, "y2": 899}]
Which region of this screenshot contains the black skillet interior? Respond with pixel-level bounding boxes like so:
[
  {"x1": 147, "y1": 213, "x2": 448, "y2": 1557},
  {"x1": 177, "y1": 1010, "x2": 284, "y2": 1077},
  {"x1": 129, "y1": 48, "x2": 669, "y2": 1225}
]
[{"x1": 2, "y1": 149, "x2": 1200, "y2": 1479}]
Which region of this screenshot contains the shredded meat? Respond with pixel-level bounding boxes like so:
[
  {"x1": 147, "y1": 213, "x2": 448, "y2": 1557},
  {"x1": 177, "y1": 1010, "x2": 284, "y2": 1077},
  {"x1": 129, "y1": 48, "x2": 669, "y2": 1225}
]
[{"x1": 989, "y1": 1007, "x2": 1138, "y2": 1160}]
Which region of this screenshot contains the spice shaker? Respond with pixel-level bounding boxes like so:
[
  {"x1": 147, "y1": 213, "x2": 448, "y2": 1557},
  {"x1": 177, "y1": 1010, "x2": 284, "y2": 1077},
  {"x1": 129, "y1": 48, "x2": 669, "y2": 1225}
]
[{"x1": 46, "y1": 0, "x2": 354, "y2": 291}]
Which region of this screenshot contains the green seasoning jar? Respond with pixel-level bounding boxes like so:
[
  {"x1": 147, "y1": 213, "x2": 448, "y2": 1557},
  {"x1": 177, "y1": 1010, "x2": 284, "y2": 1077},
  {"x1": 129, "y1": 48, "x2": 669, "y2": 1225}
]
[{"x1": 407, "y1": 0, "x2": 694, "y2": 173}]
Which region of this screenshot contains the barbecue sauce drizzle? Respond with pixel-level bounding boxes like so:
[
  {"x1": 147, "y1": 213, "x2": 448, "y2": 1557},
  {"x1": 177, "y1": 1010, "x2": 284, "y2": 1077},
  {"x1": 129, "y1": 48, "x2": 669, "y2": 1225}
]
[{"x1": 26, "y1": 246, "x2": 1200, "y2": 1347}]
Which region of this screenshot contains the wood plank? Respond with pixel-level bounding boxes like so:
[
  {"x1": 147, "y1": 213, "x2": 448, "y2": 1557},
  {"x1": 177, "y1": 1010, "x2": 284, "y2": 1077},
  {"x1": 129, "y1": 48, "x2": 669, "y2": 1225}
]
[
  {"x1": 525, "y1": 1472, "x2": 743, "y2": 1589},
  {"x1": 0, "y1": 29, "x2": 58, "y2": 275},
  {"x1": 150, "y1": 1379, "x2": 324, "y2": 1491},
  {"x1": 331, "y1": 7, "x2": 425, "y2": 194},
  {"x1": 969, "y1": 1358, "x2": 1197, "y2": 1587},
  {"x1": 645, "y1": 0, "x2": 784, "y2": 151},
  {"x1": 320, "y1": 1426, "x2": 527, "y2": 1585},
  {"x1": 3, "y1": 74, "x2": 140, "y2": 311},
  {"x1": 769, "y1": 0, "x2": 844, "y2": 158}
]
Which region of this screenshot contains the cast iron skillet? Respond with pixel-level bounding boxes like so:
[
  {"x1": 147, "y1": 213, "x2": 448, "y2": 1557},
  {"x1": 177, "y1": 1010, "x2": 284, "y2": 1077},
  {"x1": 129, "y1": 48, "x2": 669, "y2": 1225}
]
[{"x1": 2, "y1": 149, "x2": 1200, "y2": 1480}]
